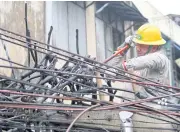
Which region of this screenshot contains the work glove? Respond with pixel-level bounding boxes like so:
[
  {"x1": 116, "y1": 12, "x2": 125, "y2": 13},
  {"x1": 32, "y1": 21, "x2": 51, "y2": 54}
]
[
  {"x1": 125, "y1": 35, "x2": 135, "y2": 47},
  {"x1": 106, "y1": 35, "x2": 134, "y2": 67},
  {"x1": 115, "y1": 36, "x2": 135, "y2": 57},
  {"x1": 125, "y1": 35, "x2": 134, "y2": 44},
  {"x1": 117, "y1": 35, "x2": 134, "y2": 49}
]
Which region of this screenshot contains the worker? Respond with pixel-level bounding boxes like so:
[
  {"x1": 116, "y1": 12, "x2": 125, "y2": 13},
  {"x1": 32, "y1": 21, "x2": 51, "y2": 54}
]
[{"x1": 107, "y1": 23, "x2": 170, "y2": 99}]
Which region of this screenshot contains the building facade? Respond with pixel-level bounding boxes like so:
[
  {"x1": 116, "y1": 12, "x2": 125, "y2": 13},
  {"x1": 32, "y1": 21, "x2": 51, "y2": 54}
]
[{"x1": 0, "y1": 1, "x2": 146, "y2": 77}]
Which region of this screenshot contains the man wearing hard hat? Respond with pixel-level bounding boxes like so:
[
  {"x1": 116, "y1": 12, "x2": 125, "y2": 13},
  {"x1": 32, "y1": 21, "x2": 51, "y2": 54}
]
[
  {"x1": 108, "y1": 23, "x2": 170, "y2": 98},
  {"x1": 108, "y1": 23, "x2": 178, "y2": 132}
]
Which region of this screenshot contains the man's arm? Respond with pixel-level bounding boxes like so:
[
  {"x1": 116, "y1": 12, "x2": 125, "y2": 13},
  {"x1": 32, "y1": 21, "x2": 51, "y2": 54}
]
[
  {"x1": 124, "y1": 52, "x2": 167, "y2": 71},
  {"x1": 106, "y1": 54, "x2": 124, "y2": 69}
]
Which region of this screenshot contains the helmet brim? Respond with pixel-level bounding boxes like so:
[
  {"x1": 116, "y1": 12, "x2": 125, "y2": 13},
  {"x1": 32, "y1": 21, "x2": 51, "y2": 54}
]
[{"x1": 133, "y1": 38, "x2": 166, "y2": 45}]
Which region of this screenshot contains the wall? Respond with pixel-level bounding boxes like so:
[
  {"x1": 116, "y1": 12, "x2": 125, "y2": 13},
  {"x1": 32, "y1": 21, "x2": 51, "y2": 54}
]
[
  {"x1": 0, "y1": 1, "x2": 45, "y2": 77},
  {"x1": 46, "y1": 1, "x2": 87, "y2": 56},
  {"x1": 95, "y1": 5, "x2": 125, "y2": 61},
  {"x1": 86, "y1": 1, "x2": 97, "y2": 58},
  {"x1": 45, "y1": 1, "x2": 134, "y2": 62},
  {"x1": 95, "y1": 18, "x2": 106, "y2": 61}
]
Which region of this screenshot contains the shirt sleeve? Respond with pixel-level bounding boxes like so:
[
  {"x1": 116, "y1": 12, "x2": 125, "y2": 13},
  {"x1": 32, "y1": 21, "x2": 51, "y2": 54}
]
[
  {"x1": 106, "y1": 55, "x2": 123, "y2": 69},
  {"x1": 125, "y1": 53, "x2": 167, "y2": 70}
]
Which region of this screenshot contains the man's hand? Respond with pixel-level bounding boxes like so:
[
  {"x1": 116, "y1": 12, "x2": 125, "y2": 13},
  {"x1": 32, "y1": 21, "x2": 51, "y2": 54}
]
[
  {"x1": 125, "y1": 35, "x2": 133, "y2": 45},
  {"x1": 117, "y1": 36, "x2": 135, "y2": 50}
]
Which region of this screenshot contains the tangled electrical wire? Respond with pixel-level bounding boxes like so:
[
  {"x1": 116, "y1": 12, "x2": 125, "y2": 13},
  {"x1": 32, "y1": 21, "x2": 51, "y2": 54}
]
[{"x1": 0, "y1": 27, "x2": 179, "y2": 132}]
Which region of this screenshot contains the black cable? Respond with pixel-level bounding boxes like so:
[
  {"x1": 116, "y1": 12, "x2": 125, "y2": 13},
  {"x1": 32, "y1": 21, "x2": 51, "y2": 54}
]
[
  {"x1": 34, "y1": 42, "x2": 38, "y2": 67},
  {"x1": 0, "y1": 34, "x2": 178, "y2": 96},
  {"x1": 0, "y1": 87, "x2": 179, "y2": 124},
  {"x1": 5, "y1": 54, "x2": 54, "y2": 89},
  {"x1": 0, "y1": 29, "x2": 168, "y2": 89},
  {"x1": 0, "y1": 122, "x2": 178, "y2": 131},
  {"x1": 76, "y1": 29, "x2": 79, "y2": 54},
  {"x1": 1, "y1": 76, "x2": 179, "y2": 124},
  {"x1": 0, "y1": 125, "x2": 110, "y2": 132},
  {"x1": 0, "y1": 36, "x2": 129, "y2": 83},
  {"x1": 0, "y1": 47, "x2": 175, "y2": 97},
  {"x1": 0, "y1": 57, "x2": 27, "y2": 67},
  {"x1": 25, "y1": 2, "x2": 35, "y2": 66},
  {"x1": 47, "y1": 26, "x2": 53, "y2": 50},
  {"x1": 0, "y1": 33, "x2": 178, "y2": 102},
  {"x1": 0, "y1": 74, "x2": 113, "y2": 105},
  {"x1": 0, "y1": 28, "x2": 179, "y2": 122},
  {"x1": 0, "y1": 57, "x2": 179, "y2": 119},
  {"x1": 25, "y1": 74, "x2": 41, "y2": 82},
  {"x1": 0, "y1": 64, "x2": 179, "y2": 107},
  {"x1": 0, "y1": 65, "x2": 135, "y2": 100},
  {"x1": 0, "y1": 64, "x2": 178, "y2": 93},
  {"x1": 0, "y1": 31, "x2": 168, "y2": 86},
  {"x1": 0, "y1": 101, "x2": 88, "y2": 108},
  {"x1": 0, "y1": 55, "x2": 179, "y2": 98},
  {"x1": 0, "y1": 36, "x2": 16, "y2": 78}
]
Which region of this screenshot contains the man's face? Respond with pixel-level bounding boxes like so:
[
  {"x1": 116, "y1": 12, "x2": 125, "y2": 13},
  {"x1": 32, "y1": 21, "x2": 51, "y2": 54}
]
[
  {"x1": 136, "y1": 44, "x2": 150, "y2": 56},
  {"x1": 136, "y1": 44, "x2": 159, "y2": 56}
]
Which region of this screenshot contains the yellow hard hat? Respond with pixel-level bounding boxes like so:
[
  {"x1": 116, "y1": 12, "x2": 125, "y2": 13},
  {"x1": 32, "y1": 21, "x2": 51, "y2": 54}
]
[{"x1": 133, "y1": 23, "x2": 166, "y2": 45}]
